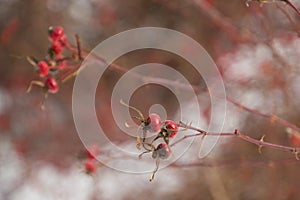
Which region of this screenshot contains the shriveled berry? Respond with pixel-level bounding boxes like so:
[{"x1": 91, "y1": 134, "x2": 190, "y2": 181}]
[
  {"x1": 164, "y1": 120, "x2": 178, "y2": 138},
  {"x1": 145, "y1": 113, "x2": 162, "y2": 133},
  {"x1": 45, "y1": 77, "x2": 59, "y2": 93},
  {"x1": 86, "y1": 145, "x2": 100, "y2": 160},
  {"x1": 84, "y1": 159, "x2": 96, "y2": 173},
  {"x1": 152, "y1": 143, "x2": 171, "y2": 159},
  {"x1": 37, "y1": 61, "x2": 49, "y2": 77},
  {"x1": 49, "y1": 26, "x2": 65, "y2": 41},
  {"x1": 51, "y1": 41, "x2": 63, "y2": 54}
]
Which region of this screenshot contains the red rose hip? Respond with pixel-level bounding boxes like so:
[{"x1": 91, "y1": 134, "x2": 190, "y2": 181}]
[
  {"x1": 164, "y1": 120, "x2": 178, "y2": 138},
  {"x1": 37, "y1": 61, "x2": 49, "y2": 77},
  {"x1": 51, "y1": 40, "x2": 63, "y2": 54},
  {"x1": 45, "y1": 77, "x2": 59, "y2": 93},
  {"x1": 152, "y1": 143, "x2": 171, "y2": 160},
  {"x1": 146, "y1": 113, "x2": 162, "y2": 133},
  {"x1": 84, "y1": 159, "x2": 96, "y2": 174},
  {"x1": 49, "y1": 26, "x2": 65, "y2": 41}
]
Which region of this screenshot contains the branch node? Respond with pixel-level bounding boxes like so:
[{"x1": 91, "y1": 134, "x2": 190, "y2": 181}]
[
  {"x1": 201, "y1": 131, "x2": 207, "y2": 140},
  {"x1": 270, "y1": 114, "x2": 277, "y2": 124},
  {"x1": 257, "y1": 135, "x2": 266, "y2": 154}
]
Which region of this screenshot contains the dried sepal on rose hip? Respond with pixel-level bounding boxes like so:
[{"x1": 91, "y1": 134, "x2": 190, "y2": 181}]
[
  {"x1": 27, "y1": 76, "x2": 59, "y2": 94},
  {"x1": 120, "y1": 99, "x2": 162, "y2": 149},
  {"x1": 120, "y1": 99, "x2": 162, "y2": 133}
]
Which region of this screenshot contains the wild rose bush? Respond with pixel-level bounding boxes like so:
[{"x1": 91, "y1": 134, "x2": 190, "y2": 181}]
[{"x1": 0, "y1": 0, "x2": 300, "y2": 199}]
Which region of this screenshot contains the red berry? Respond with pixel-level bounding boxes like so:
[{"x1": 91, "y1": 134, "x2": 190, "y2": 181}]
[
  {"x1": 37, "y1": 61, "x2": 49, "y2": 77},
  {"x1": 49, "y1": 26, "x2": 65, "y2": 41},
  {"x1": 146, "y1": 113, "x2": 162, "y2": 133},
  {"x1": 45, "y1": 77, "x2": 59, "y2": 93},
  {"x1": 86, "y1": 145, "x2": 100, "y2": 160},
  {"x1": 51, "y1": 40, "x2": 63, "y2": 54},
  {"x1": 59, "y1": 35, "x2": 67, "y2": 46},
  {"x1": 84, "y1": 159, "x2": 96, "y2": 173},
  {"x1": 153, "y1": 143, "x2": 171, "y2": 159},
  {"x1": 164, "y1": 120, "x2": 178, "y2": 138}
]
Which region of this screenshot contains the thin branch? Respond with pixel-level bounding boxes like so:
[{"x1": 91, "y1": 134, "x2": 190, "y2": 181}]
[
  {"x1": 75, "y1": 34, "x2": 83, "y2": 60},
  {"x1": 65, "y1": 36, "x2": 300, "y2": 136},
  {"x1": 226, "y1": 97, "x2": 300, "y2": 134},
  {"x1": 276, "y1": 3, "x2": 300, "y2": 36},
  {"x1": 172, "y1": 157, "x2": 300, "y2": 168},
  {"x1": 175, "y1": 121, "x2": 300, "y2": 159}
]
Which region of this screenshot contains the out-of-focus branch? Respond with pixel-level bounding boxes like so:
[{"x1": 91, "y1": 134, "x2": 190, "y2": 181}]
[
  {"x1": 193, "y1": 0, "x2": 255, "y2": 43},
  {"x1": 226, "y1": 97, "x2": 300, "y2": 134}
]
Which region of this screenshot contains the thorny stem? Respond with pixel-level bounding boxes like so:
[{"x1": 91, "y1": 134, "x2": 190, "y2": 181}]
[
  {"x1": 175, "y1": 121, "x2": 300, "y2": 160},
  {"x1": 172, "y1": 157, "x2": 300, "y2": 168},
  {"x1": 65, "y1": 36, "x2": 300, "y2": 136}
]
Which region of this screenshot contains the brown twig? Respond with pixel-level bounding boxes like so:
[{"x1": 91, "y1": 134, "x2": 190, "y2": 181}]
[
  {"x1": 175, "y1": 121, "x2": 300, "y2": 160},
  {"x1": 172, "y1": 157, "x2": 300, "y2": 168},
  {"x1": 75, "y1": 34, "x2": 83, "y2": 60},
  {"x1": 65, "y1": 34, "x2": 300, "y2": 136},
  {"x1": 226, "y1": 97, "x2": 300, "y2": 134}
]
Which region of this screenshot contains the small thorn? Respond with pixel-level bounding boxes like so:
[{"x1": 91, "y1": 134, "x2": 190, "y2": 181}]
[
  {"x1": 293, "y1": 149, "x2": 299, "y2": 160},
  {"x1": 201, "y1": 132, "x2": 207, "y2": 140},
  {"x1": 260, "y1": 135, "x2": 266, "y2": 142},
  {"x1": 258, "y1": 145, "x2": 263, "y2": 154},
  {"x1": 234, "y1": 129, "x2": 239, "y2": 135}
]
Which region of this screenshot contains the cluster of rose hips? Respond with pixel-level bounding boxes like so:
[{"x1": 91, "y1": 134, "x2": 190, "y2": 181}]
[
  {"x1": 27, "y1": 26, "x2": 81, "y2": 99},
  {"x1": 81, "y1": 144, "x2": 101, "y2": 174},
  {"x1": 120, "y1": 100, "x2": 179, "y2": 181}
]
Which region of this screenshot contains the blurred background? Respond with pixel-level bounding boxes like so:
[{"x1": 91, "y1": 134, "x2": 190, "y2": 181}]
[{"x1": 1, "y1": 0, "x2": 300, "y2": 199}]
